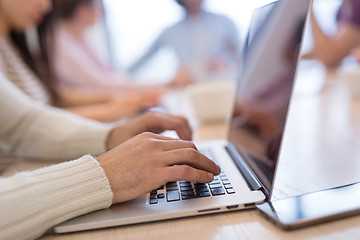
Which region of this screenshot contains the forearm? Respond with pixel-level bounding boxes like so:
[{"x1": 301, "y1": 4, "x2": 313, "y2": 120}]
[
  {"x1": 310, "y1": 10, "x2": 331, "y2": 55},
  {"x1": 56, "y1": 88, "x2": 111, "y2": 108},
  {"x1": 2, "y1": 106, "x2": 112, "y2": 160},
  {"x1": 0, "y1": 76, "x2": 113, "y2": 160},
  {"x1": 309, "y1": 11, "x2": 360, "y2": 67},
  {"x1": 66, "y1": 102, "x2": 129, "y2": 122},
  {"x1": 0, "y1": 155, "x2": 113, "y2": 240}
]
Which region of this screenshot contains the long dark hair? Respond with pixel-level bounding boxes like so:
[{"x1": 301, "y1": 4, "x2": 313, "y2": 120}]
[
  {"x1": 53, "y1": 0, "x2": 95, "y2": 21},
  {"x1": 9, "y1": 0, "x2": 95, "y2": 105},
  {"x1": 10, "y1": 11, "x2": 58, "y2": 104}
]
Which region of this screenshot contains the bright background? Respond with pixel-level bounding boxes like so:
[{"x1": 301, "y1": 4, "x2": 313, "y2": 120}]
[{"x1": 94, "y1": 0, "x2": 342, "y2": 82}]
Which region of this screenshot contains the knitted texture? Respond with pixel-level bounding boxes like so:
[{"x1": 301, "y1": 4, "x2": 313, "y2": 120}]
[{"x1": 0, "y1": 155, "x2": 113, "y2": 240}]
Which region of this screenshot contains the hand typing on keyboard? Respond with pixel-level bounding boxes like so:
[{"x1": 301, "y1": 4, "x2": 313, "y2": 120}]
[
  {"x1": 149, "y1": 150, "x2": 236, "y2": 205},
  {"x1": 98, "y1": 132, "x2": 221, "y2": 204},
  {"x1": 105, "y1": 111, "x2": 192, "y2": 150}
]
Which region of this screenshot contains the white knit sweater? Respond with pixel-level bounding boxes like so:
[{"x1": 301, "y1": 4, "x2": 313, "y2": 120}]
[
  {"x1": 0, "y1": 74, "x2": 114, "y2": 239},
  {"x1": 0, "y1": 155, "x2": 113, "y2": 240},
  {"x1": 0, "y1": 72, "x2": 113, "y2": 160}
]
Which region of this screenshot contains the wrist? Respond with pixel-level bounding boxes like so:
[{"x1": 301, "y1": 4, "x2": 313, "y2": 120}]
[
  {"x1": 105, "y1": 128, "x2": 116, "y2": 151},
  {"x1": 95, "y1": 154, "x2": 116, "y2": 204},
  {"x1": 105, "y1": 125, "x2": 127, "y2": 151}
]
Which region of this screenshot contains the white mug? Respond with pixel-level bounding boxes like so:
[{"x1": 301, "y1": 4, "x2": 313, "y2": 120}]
[
  {"x1": 186, "y1": 80, "x2": 237, "y2": 122},
  {"x1": 341, "y1": 67, "x2": 360, "y2": 98}
]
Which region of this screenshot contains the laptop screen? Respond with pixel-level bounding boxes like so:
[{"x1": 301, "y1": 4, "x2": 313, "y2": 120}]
[
  {"x1": 229, "y1": 0, "x2": 310, "y2": 194},
  {"x1": 244, "y1": 1, "x2": 278, "y2": 58}
]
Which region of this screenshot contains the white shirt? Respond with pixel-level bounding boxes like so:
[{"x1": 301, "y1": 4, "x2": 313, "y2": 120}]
[{"x1": 129, "y1": 11, "x2": 240, "y2": 74}]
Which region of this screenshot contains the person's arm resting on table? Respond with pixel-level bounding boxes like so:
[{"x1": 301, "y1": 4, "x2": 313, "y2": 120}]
[{"x1": 0, "y1": 74, "x2": 220, "y2": 240}]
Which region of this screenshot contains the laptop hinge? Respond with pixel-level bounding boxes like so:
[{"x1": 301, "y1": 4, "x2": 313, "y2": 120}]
[{"x1": 225, "y1": 143, "x2": 263, "y2": 192}]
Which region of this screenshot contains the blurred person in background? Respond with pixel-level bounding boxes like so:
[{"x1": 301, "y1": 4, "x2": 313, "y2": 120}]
[
  {"x1": 0, "y1": 0, "x2": 161, "y2": 123},
  {"x1": 303, "y1": 0, "x2": 360, "y2": 68},
  {"x1": 128, "y1": 0, "x2": 241, "y2": 85},
  {"x1": 52, "y1": 0, "x2": 169, "y2": 93}
]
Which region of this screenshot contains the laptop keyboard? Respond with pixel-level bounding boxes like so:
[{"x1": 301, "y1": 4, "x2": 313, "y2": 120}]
[{"x1": 149, "y1": 148, "x2": 235, "y2": 205}]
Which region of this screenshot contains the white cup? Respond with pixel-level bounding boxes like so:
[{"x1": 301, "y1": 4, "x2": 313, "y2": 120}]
[
  {"x1": 186, "y1": 81, "x2": 237, "y2": 122},
  {"x1": 340, "y1": 67, "x2": 360, "y2": 98}
]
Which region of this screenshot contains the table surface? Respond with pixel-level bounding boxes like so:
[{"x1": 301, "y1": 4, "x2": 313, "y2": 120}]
[{"x1": 3, "y1": 63, "x2": 360, "y2": 240}]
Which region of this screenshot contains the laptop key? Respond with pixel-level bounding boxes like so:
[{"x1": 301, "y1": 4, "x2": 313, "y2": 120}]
[
  {"x1": 181, "y1": 190, "x2": 195, "y2": 196},
  {"x1": 182, "y1": 194, "x2": 197, "y2": 200},
  {"x1": 224, "y1": 184, "x2": 233, "y2": 189},
  {"x1": 198, "y1": 191, "x2": 211, "y2": 197},
  {"x1": 167, "y1": 190, "x2": 180, "y2": 202},
  {"x1": 209, "y1": 180, "x2": 221, "y2": 185},
  {"x1": 211, "y1": 188, "x2": 226, "y2": 196},
  {"x1": 209, "y1": 183, "x2": 223, "y2": 189},
  {"x1": 166, "y1": 186, "x2": 179, "y2": 191},
  {"x1": 180, "y1": 180, "x2": 191, "y2": 184},
  {"x1": 156, "y1": 185, "x2": 164, "y2": 190},
  {"x1": 226, "y1": 188, "x2": 235, "y2": 194},
  {"x1": 180, "y1": 182, "x2": 192, "y2": 187},
  {"x1": 195, "y1": 187, "x2": 209, "y2": 194},
  {"x1": 166, "y1": 182, "x2": 178, "y2": 187},
  {"x1": 194, "y1": 182, "x2": 206, "y2": 187},
  {"x1": 180, "y1": 186, "x2": 193, "y2": 191},
  {"x1": 157, "y1": 193, "x2": 165, "y2": 199},
  {"x1": 194, "y1": 185, "x2": 208, "y2": 190},
  {"x1": 149, "y1": 198, "x2": 158, "y2": 204}
]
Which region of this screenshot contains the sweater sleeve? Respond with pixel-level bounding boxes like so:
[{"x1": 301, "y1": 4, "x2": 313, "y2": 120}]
[
  {"x1": 0, "y1": 73, "x2": 113, "y2": 160},
  {"x1": 0, "y1": 155, "x2": 114, "y2": 240}
]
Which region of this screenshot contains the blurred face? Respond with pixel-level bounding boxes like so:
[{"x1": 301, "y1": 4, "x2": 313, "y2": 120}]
[
  {"x1": 180, "y1": 0, "x2": 204, "y2": 14},
  {"x1": 0, "y1": 0, "x2": 52, "y2": 31},
  {"x1": 77, "y1": 0, "x2": 103, "y2": 27}
]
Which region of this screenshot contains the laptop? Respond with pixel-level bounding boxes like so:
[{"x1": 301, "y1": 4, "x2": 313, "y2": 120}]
[{"x1": 54, "y1": 0, "x2": 312, "y2": 233}]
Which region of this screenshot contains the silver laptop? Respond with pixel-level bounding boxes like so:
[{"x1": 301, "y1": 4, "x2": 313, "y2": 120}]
[{"x1": 54, "y1": 0, "x2": 312, "y2": 233}]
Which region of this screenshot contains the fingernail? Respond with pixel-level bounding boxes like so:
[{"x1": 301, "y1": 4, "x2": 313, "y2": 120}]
[
  {"x1": 216, "y1": 165, "x2": 221, "y2": 174},
  {"x1": 208, "y1": 173, "x2": 214, "y2": 181}
]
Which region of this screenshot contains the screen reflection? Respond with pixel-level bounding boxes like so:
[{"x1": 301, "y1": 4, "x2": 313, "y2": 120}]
[{"x1": 229, "y1": 0, "x2": 309, "y2": 192}]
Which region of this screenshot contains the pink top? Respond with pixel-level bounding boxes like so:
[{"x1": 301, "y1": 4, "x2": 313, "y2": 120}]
[{"x1": 54, "y1": 27, "x2": 132, "y2": 91}]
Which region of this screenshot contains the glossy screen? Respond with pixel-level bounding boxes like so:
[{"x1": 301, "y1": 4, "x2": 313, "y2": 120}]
[
  {"x1": 267, "y1": 182, "x2": 360, "y2": 226},
  {"x1": 229, "y1": 0, "x2": 311, "y2": 193}
]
